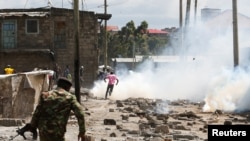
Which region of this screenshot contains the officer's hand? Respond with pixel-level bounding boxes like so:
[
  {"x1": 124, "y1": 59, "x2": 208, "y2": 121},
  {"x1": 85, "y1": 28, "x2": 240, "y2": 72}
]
[{"x1": 78, "y1": 132, "x2": 86, "y2": 141}]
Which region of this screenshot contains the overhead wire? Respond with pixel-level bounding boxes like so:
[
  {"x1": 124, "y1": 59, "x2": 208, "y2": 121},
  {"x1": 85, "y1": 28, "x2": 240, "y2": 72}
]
[
  {"x1": 24, "y1": 0, "x2": 53, "y2": 8},
  {"x1": 85, "y1": 0, "x2": 128, "y2": 11},
  {"x1": 23, "y1": 0, "x2": 127, "y2": 10}
]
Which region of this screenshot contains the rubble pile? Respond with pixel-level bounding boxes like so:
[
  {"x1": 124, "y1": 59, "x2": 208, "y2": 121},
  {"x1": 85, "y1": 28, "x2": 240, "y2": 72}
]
[
  {"x1": 83, "y1": 97, "x2": 250, "y2": 141},
  {"x1": 1, "y1": 97, "x2": 250, "y2": 141}
]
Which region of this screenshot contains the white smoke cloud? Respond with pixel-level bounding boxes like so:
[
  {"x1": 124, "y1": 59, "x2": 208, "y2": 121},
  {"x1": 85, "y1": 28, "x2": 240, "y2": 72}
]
[
  {"x1": 2, "y1": 0, "x2": 249, "y2": 112},
  {"x1": 91, "y1": 6, "x2": 250, "y2": 113},
  {"x1": 203, "y1": 68, "x2": 250, "y2": 112}
]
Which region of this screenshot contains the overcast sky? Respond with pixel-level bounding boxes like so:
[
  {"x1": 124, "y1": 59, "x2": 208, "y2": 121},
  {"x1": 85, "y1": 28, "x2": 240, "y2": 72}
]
[{"x1": 0, "y1": 0, "x2": 250, "y2": 29}]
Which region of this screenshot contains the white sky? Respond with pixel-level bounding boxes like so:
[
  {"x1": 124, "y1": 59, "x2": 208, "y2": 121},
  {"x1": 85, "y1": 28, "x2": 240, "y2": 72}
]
[{"x1": 0, "y1": 0, "x2": 250, "y2": 29}]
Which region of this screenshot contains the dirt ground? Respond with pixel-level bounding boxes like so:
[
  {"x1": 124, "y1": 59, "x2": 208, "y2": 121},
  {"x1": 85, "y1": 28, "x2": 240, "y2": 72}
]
[{"x1": 1, "y1": 95, "x2": 250, "y2": 141}]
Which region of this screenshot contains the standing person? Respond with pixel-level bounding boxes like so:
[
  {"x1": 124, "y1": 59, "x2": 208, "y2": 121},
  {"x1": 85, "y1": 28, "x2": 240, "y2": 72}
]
[
  {"x1": 113, "y1": 58, "x2": 117, "y2": 71},
  {"x1": 97, "y1": 68, "x2": 105, "y2": 80},
  {"x1": 29, "y1": 77, "x2": 86, "y2": 141},
  {"x1": 54, "y1": 63, "x2": 62, "y2": 80},
  {"x1": 64, "y1": 65, "x2": 72, "y2": 82},
  {"x1": 104, "y1": 71, "x2": 119, "y2": 99},
  {"x1": 64, "y1": 65, "x2": 69, "y2": 77},
  {"x1": 80, "y1": 66, "x2": 84, "y2": 87},
  {"x1": 4, "y1": 65, "x2": 15, "y2": 74}
]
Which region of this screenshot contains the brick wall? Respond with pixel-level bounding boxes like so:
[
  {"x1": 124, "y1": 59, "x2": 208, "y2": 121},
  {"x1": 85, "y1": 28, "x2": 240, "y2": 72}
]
[{"x1": 0, "y1": 8, "x2": 99, "y2": 88}]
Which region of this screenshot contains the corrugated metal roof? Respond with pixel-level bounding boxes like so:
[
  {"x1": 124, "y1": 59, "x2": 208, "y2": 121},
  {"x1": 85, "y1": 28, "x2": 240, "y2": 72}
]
[
  {"x1": 106, "y1": 25, "x2": 119, "y2": 31},
  {"x1": 147, "y1": 29, "x2": 168, "y2": 34},
  {"x1": 113, "y1": 55, "x2": 206, "y2": 63},
  {"x1": 0, "y1": 11, "x2": 50, "y2": 17},
  {"x1": 114, "y1": 58, "x2": 142, "y2": 63}
]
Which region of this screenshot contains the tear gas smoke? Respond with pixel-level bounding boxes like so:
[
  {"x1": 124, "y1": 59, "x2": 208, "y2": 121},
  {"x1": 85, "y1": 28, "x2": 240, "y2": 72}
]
[{"x1": 91, "y1": 3, "x2": 250, "y2": 113}]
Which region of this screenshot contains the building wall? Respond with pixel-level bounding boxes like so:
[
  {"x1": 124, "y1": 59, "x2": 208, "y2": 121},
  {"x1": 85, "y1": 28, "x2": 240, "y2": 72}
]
[{"x1": 0, "y1": 8, "x2": 99, "y2": 88}]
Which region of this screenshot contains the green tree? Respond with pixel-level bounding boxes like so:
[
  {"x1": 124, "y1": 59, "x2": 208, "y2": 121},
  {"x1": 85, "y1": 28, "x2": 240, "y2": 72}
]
[
  {"x1": 105, "y1": 20, "x2": 170, "y2": 62},
  {"x1": 134, "y1": 21, "x2": 149, "y2": 55},
  {"x1": 148, "y1": 36, "x2": 168, "y2": 55},
  {"x1": 118, "y1": 20, "x2": 137, "y2": 57}
]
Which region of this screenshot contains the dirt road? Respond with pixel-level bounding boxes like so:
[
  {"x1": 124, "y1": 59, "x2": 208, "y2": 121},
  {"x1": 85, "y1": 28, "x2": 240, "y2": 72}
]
[{"x1": 1, "y1": 96, "x2": 250, "y2": 141}]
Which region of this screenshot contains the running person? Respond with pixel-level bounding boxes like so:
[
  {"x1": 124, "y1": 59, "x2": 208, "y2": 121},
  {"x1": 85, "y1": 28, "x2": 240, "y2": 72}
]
[{"x1": 104, "y1": 71, "x2": 119, "y2": 99}]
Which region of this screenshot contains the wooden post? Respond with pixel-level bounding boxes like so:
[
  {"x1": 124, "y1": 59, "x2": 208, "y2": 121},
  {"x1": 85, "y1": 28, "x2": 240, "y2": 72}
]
[
  {"x1": 194, "y1": 0, "x2": 198, "y2": 24},
  {"x1": 232, "y1": 0, "x2": 239, "y2": 67},
  {"x1": 104, "y1": 0, "x2": 108, "y2": 69},
  {"x1": 179, "y1": 0, "x2": 183, "y2": 28},
  {"x1": 185, "y1": 0, "x2": 191, "y2": 27},
  {"x1": 74, "y1": 0, "x2": 80, "y2": 102},
  {"x1": 179, "y1": 0, "x2": 183, "y2": 53}
]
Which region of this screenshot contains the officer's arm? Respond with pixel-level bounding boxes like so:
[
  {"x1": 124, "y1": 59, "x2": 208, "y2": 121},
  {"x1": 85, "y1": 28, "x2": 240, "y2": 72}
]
[
  {"x1": 71, "y1": 96, "x2": 86, "y2": 134},
  {"x1": 30, "y1": 92, "x2": 47, "y2": 128}
]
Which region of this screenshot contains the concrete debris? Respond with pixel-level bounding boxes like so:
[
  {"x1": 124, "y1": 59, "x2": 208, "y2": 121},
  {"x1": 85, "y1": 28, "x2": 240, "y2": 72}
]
[
  {"x1": 1, "y1": 97, "x2": 250, "y2": 140},
  {"x1": 103, "y1": 119, "x2": 116, "y2": 125}
]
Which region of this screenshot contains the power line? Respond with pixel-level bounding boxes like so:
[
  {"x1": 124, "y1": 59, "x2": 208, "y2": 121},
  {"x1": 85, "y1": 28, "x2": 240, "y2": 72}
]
[
  {"x1": 86, "y1": 0, "x2": 127, "y2": 10},
  {"x1": 24, "y1": 0, "x2": 53, "y2": 8}
]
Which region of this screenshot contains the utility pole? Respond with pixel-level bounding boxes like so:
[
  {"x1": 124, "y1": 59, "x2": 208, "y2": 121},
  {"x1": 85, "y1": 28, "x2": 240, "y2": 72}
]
[
  {"x1": 194, "y1": 0, "x2": 198, "y2": 24},
  {"x1": 232, "y1": 0, "x2": 239, "y2": 67},
  {"x1": 73, "y1": 0, "x2": 80, "y2": 102},
  {"x1": 185, "y1": 0, "x2": 191, "y2": 27},
  {"x1": 183, "y1": 0, "x2": 191, "y2": 49},
  {"x1": 179, "y1": 0, "x2": 183, "y2": 54},
  {"x1": 182, "y1": 0, "x2": 191, "y2": 57},
  {"x1": 104, "y1": 0, "x2": 108, "y2": 69},
  {"x1": 179, "y1": 0, "x2": 183, "y2": 28}
]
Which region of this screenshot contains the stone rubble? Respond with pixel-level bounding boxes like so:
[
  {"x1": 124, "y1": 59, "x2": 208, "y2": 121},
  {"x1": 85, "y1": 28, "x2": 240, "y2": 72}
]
[{"x1": 1, "y1": 96, "x2": 250, "y2": 141}]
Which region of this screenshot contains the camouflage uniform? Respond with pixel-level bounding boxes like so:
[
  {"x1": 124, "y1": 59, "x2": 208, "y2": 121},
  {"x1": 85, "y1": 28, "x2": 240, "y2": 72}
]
[{"x1": 30, "y1": 88, "x2": 85, "y2": 141}]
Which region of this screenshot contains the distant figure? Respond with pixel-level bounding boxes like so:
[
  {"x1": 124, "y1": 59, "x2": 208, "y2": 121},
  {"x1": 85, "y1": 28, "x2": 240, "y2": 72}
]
[
  {"x1": 64, "y1": 65, "x2": 69, "y2": 77},
  {"x1": 104, "y1": 71, "x2": 119, "y2": 99},
  {"x1": 113, "y1": 58, "x2": 117, "y2": 71},
  {"x1": 97, "y1": 68, "x2": 106, "y2": 80},
  {"x1": 64, "y1": 65, "x2": 72, "y2": 82},
  {"x1": 80, "y1": 66, "x2": 84, "y2": 87},
  {"x1": 54, "y1": 63, "x2": 62, "y2": 79},
  {"x1": 106, "y1": 68, "x2": 111, "y2": 75},
  {"x1": 4, "y1": 65, "x2": 15, "y2": 74}
]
